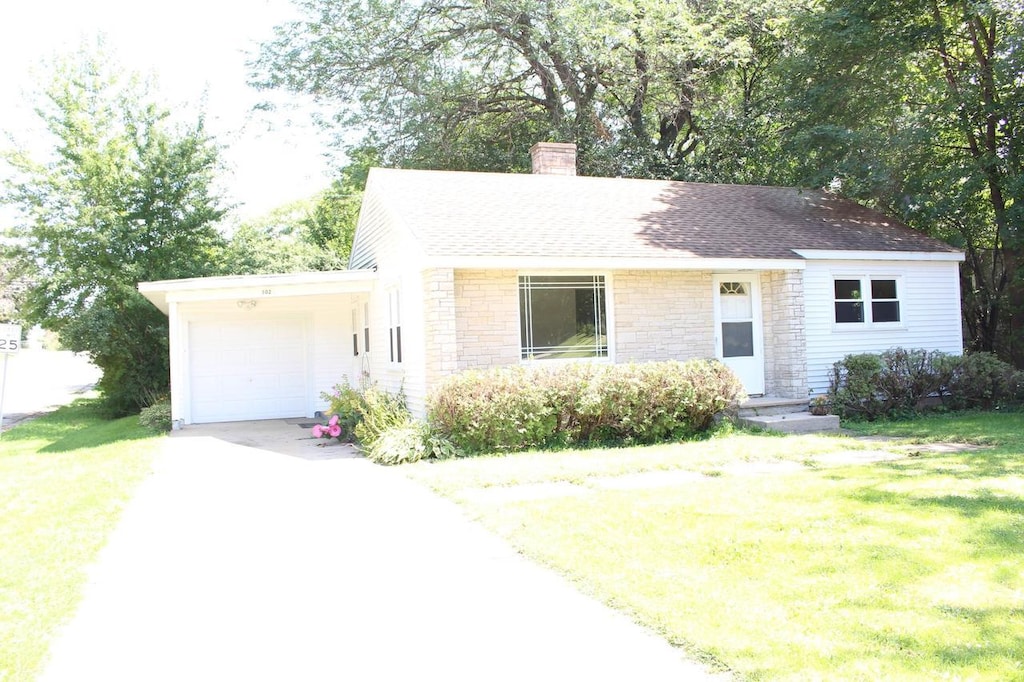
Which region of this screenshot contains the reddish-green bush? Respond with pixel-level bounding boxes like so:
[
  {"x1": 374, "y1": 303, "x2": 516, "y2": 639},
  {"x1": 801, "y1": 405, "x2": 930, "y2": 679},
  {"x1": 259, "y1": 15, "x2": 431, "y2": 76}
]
[
  {"x1": 829, "y1": 349, "x2": 1023, "y2": 420},
  {"x1": 936, "y1": 352, "x2": 1024, "y2": 410},
  {"x1": 426, "y1": 366, "x2": 557, "y2": 454},
  {"x1": 427, "y1": 359, "x2": 744, "y2": 455}
]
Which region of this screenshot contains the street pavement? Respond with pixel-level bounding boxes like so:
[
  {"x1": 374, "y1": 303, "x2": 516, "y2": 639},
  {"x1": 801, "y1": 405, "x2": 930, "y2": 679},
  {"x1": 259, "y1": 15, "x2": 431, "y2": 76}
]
[{"x1": 0, "y1": 349, "x2": 100, "y2": 432}]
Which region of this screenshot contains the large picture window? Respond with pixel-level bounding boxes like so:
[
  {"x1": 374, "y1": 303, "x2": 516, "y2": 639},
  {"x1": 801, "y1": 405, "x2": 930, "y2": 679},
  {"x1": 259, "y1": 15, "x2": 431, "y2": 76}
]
[
  {"x1": 519, "y1": 275, "x2": 608, "y2": 360},
  {"x1": 834, "y1": 277, "x2": 901, "y2": 325}
]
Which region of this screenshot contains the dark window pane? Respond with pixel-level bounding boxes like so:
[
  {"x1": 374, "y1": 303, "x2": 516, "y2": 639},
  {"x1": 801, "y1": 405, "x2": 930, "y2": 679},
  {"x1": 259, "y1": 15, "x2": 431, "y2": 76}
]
[
  {"x1": 353, "y1": 333, "x2": 359, "y2": 357},
  {"x1": 531, "y1": 287, "x2": 585, "y2": 353},
  {"x1": 872, "y1": 301, "x2": 900, "y2": 323},
  {"x1": 835, "y1": 301, "x2": 864, "y2": 323},
  {"x1": 834, "y1": 280, "x2": 862, "y2": 300},
  {"x1": 722, "y1": 322, "x2": 754, "y2": 357},
  {"x1": 364, "y1": 327, "x2": 370, "y2": 353},
  {"x1": 871, "y1": 279, "x2": 897, "y2": 299},
  {"x1": 519, "y1": 276, "x2": 606, "y2": 359},
  {"x1": 396, "y1": 326, "x2": 402, "y2": 363},
  {"x1": 389, "y1": 328, "x2": 395, "y2": 363}
]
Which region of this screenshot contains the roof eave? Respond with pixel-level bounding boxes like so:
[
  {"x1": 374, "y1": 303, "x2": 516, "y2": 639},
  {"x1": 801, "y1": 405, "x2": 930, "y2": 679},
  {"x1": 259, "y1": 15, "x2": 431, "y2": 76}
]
[
  {"x1": 793, "y1": 249, "x2": 964, "y2": 262},
  {"x1": 420, "y1": 255, "x2": 808, "y2": 270},
  {"x1": 138, "y1": 270, "x2": 378, "y2": 315}
]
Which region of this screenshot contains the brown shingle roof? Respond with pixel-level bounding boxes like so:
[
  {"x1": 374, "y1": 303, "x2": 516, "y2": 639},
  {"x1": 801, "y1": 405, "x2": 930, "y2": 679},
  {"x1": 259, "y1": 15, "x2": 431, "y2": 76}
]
[{"x1": 366, "y1": 168, "x2": 959, "y2": 261}]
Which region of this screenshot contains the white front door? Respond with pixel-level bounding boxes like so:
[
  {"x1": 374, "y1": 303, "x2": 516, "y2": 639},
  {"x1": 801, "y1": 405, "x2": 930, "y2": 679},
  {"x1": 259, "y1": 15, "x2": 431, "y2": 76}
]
[{"x1": 713, "y1": 275, "x2": 765, "y2": 395}]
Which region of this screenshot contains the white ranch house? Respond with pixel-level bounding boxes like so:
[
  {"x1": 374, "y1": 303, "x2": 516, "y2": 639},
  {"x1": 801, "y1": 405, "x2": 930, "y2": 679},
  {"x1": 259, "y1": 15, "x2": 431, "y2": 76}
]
[{"x1": 140, "y1": 143, "x2": 965, "y2": 426}]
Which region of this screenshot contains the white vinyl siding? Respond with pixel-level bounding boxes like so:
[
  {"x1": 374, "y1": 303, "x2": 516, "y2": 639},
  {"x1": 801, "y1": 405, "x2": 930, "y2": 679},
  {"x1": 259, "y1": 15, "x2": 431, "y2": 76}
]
[
  {"x1": 803, "y1": 260, "x2": 963, "y2": 396},
  {"x1": 347, "y1": 188, "x2": 391, "y2": 270}
]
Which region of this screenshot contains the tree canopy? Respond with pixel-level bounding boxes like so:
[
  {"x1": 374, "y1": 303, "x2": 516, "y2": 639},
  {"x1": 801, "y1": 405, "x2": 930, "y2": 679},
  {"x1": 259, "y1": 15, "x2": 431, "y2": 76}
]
[
  {"x1": 252, "y1": 0, "x2": 800, "y2": 178},
  {"x1": 2, "y1": 46, "x2": 228, "y2": 414},
  {"x1": 786, "y1": 0, "x2": 1024, "y2": 358}
]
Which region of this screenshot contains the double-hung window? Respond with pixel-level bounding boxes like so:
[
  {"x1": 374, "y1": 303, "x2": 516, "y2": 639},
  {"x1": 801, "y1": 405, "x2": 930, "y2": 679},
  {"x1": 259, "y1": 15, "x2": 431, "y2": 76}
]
[
  {"x1": 388, "y1": 290, "x2": 402, "y2": 363},
  {"x1": 363, "y1": 302, "x2": 371, "y2": 353},
  {"x1": 519, "y1": 275, "x2": 608, "y2": 360},
  {"x1": 834, "y1": 277, "x2": 901, "y2": 325}
]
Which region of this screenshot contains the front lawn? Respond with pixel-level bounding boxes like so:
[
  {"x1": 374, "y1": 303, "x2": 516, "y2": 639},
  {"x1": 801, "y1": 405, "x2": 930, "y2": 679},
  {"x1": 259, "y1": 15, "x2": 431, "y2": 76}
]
[
  {"x1": 0, "y1": 401, "x2": 160, "y2": 681},
  {"x1": 406, "y1": 415, "x2": 1024, "y2": 680}
]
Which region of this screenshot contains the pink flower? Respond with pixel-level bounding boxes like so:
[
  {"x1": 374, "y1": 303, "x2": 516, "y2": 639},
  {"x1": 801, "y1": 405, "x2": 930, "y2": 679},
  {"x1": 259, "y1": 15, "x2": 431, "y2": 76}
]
[
  {"x1": 328, "y1": 424, "x2": 342, "y2": 438},
  {"x1": 312, "y1": 424, "x2": 325, "y2": 438},
  {"x1": 329, "y1": 415, "x2": 339, "y2": 427}
]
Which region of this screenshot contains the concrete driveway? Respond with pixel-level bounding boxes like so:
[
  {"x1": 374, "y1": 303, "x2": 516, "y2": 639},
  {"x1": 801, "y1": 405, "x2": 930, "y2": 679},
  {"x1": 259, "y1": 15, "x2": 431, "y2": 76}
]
[{"x1": 40, "y1": 421, "x2": 725, "y2": 681}]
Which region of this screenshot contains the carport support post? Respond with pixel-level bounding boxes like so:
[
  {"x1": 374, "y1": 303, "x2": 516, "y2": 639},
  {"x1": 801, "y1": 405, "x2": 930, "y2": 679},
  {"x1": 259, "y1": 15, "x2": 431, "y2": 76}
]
[{"x1": 0, "y1": 353, "x2": 9, "y2": 438}]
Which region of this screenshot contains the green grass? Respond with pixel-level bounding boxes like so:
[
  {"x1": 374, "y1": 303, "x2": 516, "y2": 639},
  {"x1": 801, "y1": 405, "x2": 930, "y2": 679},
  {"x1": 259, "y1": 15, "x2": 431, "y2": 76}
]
[
  {"x1": 406, "y1": 414, "x2": 1024, "y2": 680},
  {"x1": 0, "y1": 400, "x2": 161, "y2": 681}
]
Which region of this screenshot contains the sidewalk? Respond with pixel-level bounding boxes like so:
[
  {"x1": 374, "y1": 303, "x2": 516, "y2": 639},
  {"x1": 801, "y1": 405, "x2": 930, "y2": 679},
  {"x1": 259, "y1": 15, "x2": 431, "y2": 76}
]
[
  {"x1": 40, "y1": 429, "x2": 726, "y2": 681},
  {"x1": 0, "y1": 350, "x2": 100, "y2": 431}
]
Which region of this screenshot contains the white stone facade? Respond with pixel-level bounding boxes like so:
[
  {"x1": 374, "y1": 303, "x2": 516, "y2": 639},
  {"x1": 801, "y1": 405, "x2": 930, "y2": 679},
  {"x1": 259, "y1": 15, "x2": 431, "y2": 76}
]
[
  {"x1": 453, "y1": 269, "x2": 521, "y2": 370},
  {"x1": 612, "y1": 270, "x2": 716, "y2": 362},
  {"x1": 761, "y1": 270, "x2": 808, "y2": 398},
  {"x1": 418, "y1": 268, "x2": 811, "y2": 402}
]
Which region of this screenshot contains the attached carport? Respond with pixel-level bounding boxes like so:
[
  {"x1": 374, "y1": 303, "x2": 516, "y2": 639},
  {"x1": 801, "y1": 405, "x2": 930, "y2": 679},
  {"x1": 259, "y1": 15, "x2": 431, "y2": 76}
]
[{"x1": 139, "y1": 270, "x2": 376, "y2": 426}]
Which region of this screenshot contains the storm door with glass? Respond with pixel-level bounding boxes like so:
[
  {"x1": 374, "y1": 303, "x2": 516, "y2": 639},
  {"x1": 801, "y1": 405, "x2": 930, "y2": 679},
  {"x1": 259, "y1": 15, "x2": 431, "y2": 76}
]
[{"x1": 712, "y1": 275, "x2": 765, "y2": 395}]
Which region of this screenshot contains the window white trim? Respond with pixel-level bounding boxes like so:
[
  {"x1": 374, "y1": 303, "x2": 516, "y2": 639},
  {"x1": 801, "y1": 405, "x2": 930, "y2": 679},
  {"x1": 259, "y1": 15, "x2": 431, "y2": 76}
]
[
  {"x1": 517, "y1": 272, "x2": 613, "y2": 363},
  {"x1": 832, "y1": 275, "x2": 904, "y2": 328}
]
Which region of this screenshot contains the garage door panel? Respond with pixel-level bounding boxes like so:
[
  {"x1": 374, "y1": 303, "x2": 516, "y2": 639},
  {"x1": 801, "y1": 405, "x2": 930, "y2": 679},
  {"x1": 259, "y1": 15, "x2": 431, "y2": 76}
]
[{"x1": 188, "y1": 316, "x2": 309, "y2": 423}]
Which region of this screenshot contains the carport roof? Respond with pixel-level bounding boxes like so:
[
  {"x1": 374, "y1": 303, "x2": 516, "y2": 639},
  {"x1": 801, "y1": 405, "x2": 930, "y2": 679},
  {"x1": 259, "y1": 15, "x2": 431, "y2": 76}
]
[{"x1": 138, "y1": 270, "x2": 377, "y2": 314}]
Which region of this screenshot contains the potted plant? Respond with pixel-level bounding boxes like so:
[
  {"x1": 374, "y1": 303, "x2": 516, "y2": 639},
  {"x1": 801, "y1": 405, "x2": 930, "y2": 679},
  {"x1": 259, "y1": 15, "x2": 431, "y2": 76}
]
[{"x1": 809, "y1": 395, "x2": 831, "y2": 416}]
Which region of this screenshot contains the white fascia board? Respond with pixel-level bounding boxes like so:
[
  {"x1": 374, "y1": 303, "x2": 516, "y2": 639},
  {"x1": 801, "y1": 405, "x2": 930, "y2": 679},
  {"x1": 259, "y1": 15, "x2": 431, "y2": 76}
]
[
  {"x1": 138, "y1": 270, "x2": 377, "y2": 314},
  {"x1": 793, "y1": 249, "x2": 964, "y2": 262},
  {"x1": 420, "y1": 256, "x2": 806, "y2": 271}
]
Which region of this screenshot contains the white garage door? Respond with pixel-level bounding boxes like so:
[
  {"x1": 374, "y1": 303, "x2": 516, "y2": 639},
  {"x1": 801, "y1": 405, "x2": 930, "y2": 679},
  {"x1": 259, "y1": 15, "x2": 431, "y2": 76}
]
[{"x1": 189, "y1": 317, "x2": 308, "y2": 423}]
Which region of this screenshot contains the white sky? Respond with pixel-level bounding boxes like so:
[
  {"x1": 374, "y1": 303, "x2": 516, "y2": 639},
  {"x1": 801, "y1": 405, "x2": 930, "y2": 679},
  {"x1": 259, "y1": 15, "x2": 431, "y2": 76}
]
[{"x1": 0, "y1": 0, "x2": 334, "y2": 223}]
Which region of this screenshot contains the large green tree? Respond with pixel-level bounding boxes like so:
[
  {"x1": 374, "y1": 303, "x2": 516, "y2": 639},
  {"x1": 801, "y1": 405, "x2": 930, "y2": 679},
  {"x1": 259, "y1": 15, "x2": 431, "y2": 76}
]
[
  {"x1": 785, "y1": 0, "x2": 1024, "y2": 358},
  {"x1": 252, "y1": 0, "x2": 800, "y2": 178},
  {"x1": 2, "y1": 46, "x2": 228, "y2": 414}
]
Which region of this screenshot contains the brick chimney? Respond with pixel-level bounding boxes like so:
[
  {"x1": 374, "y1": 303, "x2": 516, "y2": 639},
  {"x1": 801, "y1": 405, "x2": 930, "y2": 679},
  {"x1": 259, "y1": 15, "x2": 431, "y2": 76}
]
[{"x1": 530, "y1": 142, "x2": 577, "y2": 176}]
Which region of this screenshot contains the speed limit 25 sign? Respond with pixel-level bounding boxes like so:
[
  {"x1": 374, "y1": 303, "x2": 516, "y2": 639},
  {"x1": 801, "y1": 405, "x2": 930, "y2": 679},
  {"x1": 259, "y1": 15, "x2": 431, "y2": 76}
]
[{"x1": 0, "y1": 324, "x2": 22, "y2": 354}]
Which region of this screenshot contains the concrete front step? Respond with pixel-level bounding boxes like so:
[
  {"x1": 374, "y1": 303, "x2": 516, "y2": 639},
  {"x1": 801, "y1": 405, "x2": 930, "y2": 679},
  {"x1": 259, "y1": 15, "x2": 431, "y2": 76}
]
[
  {"x1": 738, "y1": 396, "x2": 811, "y2": 418},
  {"x1": 738, "y1": 410, "x2": 841, "y2": 434}
]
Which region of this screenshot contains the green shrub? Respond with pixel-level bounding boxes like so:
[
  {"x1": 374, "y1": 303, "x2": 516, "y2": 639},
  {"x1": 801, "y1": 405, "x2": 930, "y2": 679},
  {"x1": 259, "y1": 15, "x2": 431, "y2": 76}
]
[
  {"x1": 829, "y1": 350, "x2": 945, "y2": 421},
  {"x1": 937, "y1": 352, "x2": 1024, "y2": 410},
  {"x1": 876, "y1": 348, "x2": 947, "y2": 414},
  {"x1": 354, "y1": 385, "x2": 411, "y2": 446},
  {"x1": 829, "y1": 348, "x2": 1023, "y2": 420},
  {"x1": 319, "y1": 381, "x2": 463, "y2": 465},
  {"x1": 362, "y1": 421, "x2": 464, "y2": 465},
  {"x1": 362, "y1": 421, "x2": 426, "y2": 465},
  {"x1": 427, "y1": 366, "x2": 557, "y2": 453},
  {"x1": 427, "y1": 359, "x2": 744, "y2": 455},
  {"x1": 138, "y1": 399, "x2": 172, "y2": 432},
  {"x1": 321, "y1": 380, "x2": 366, "y2": 441}
]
